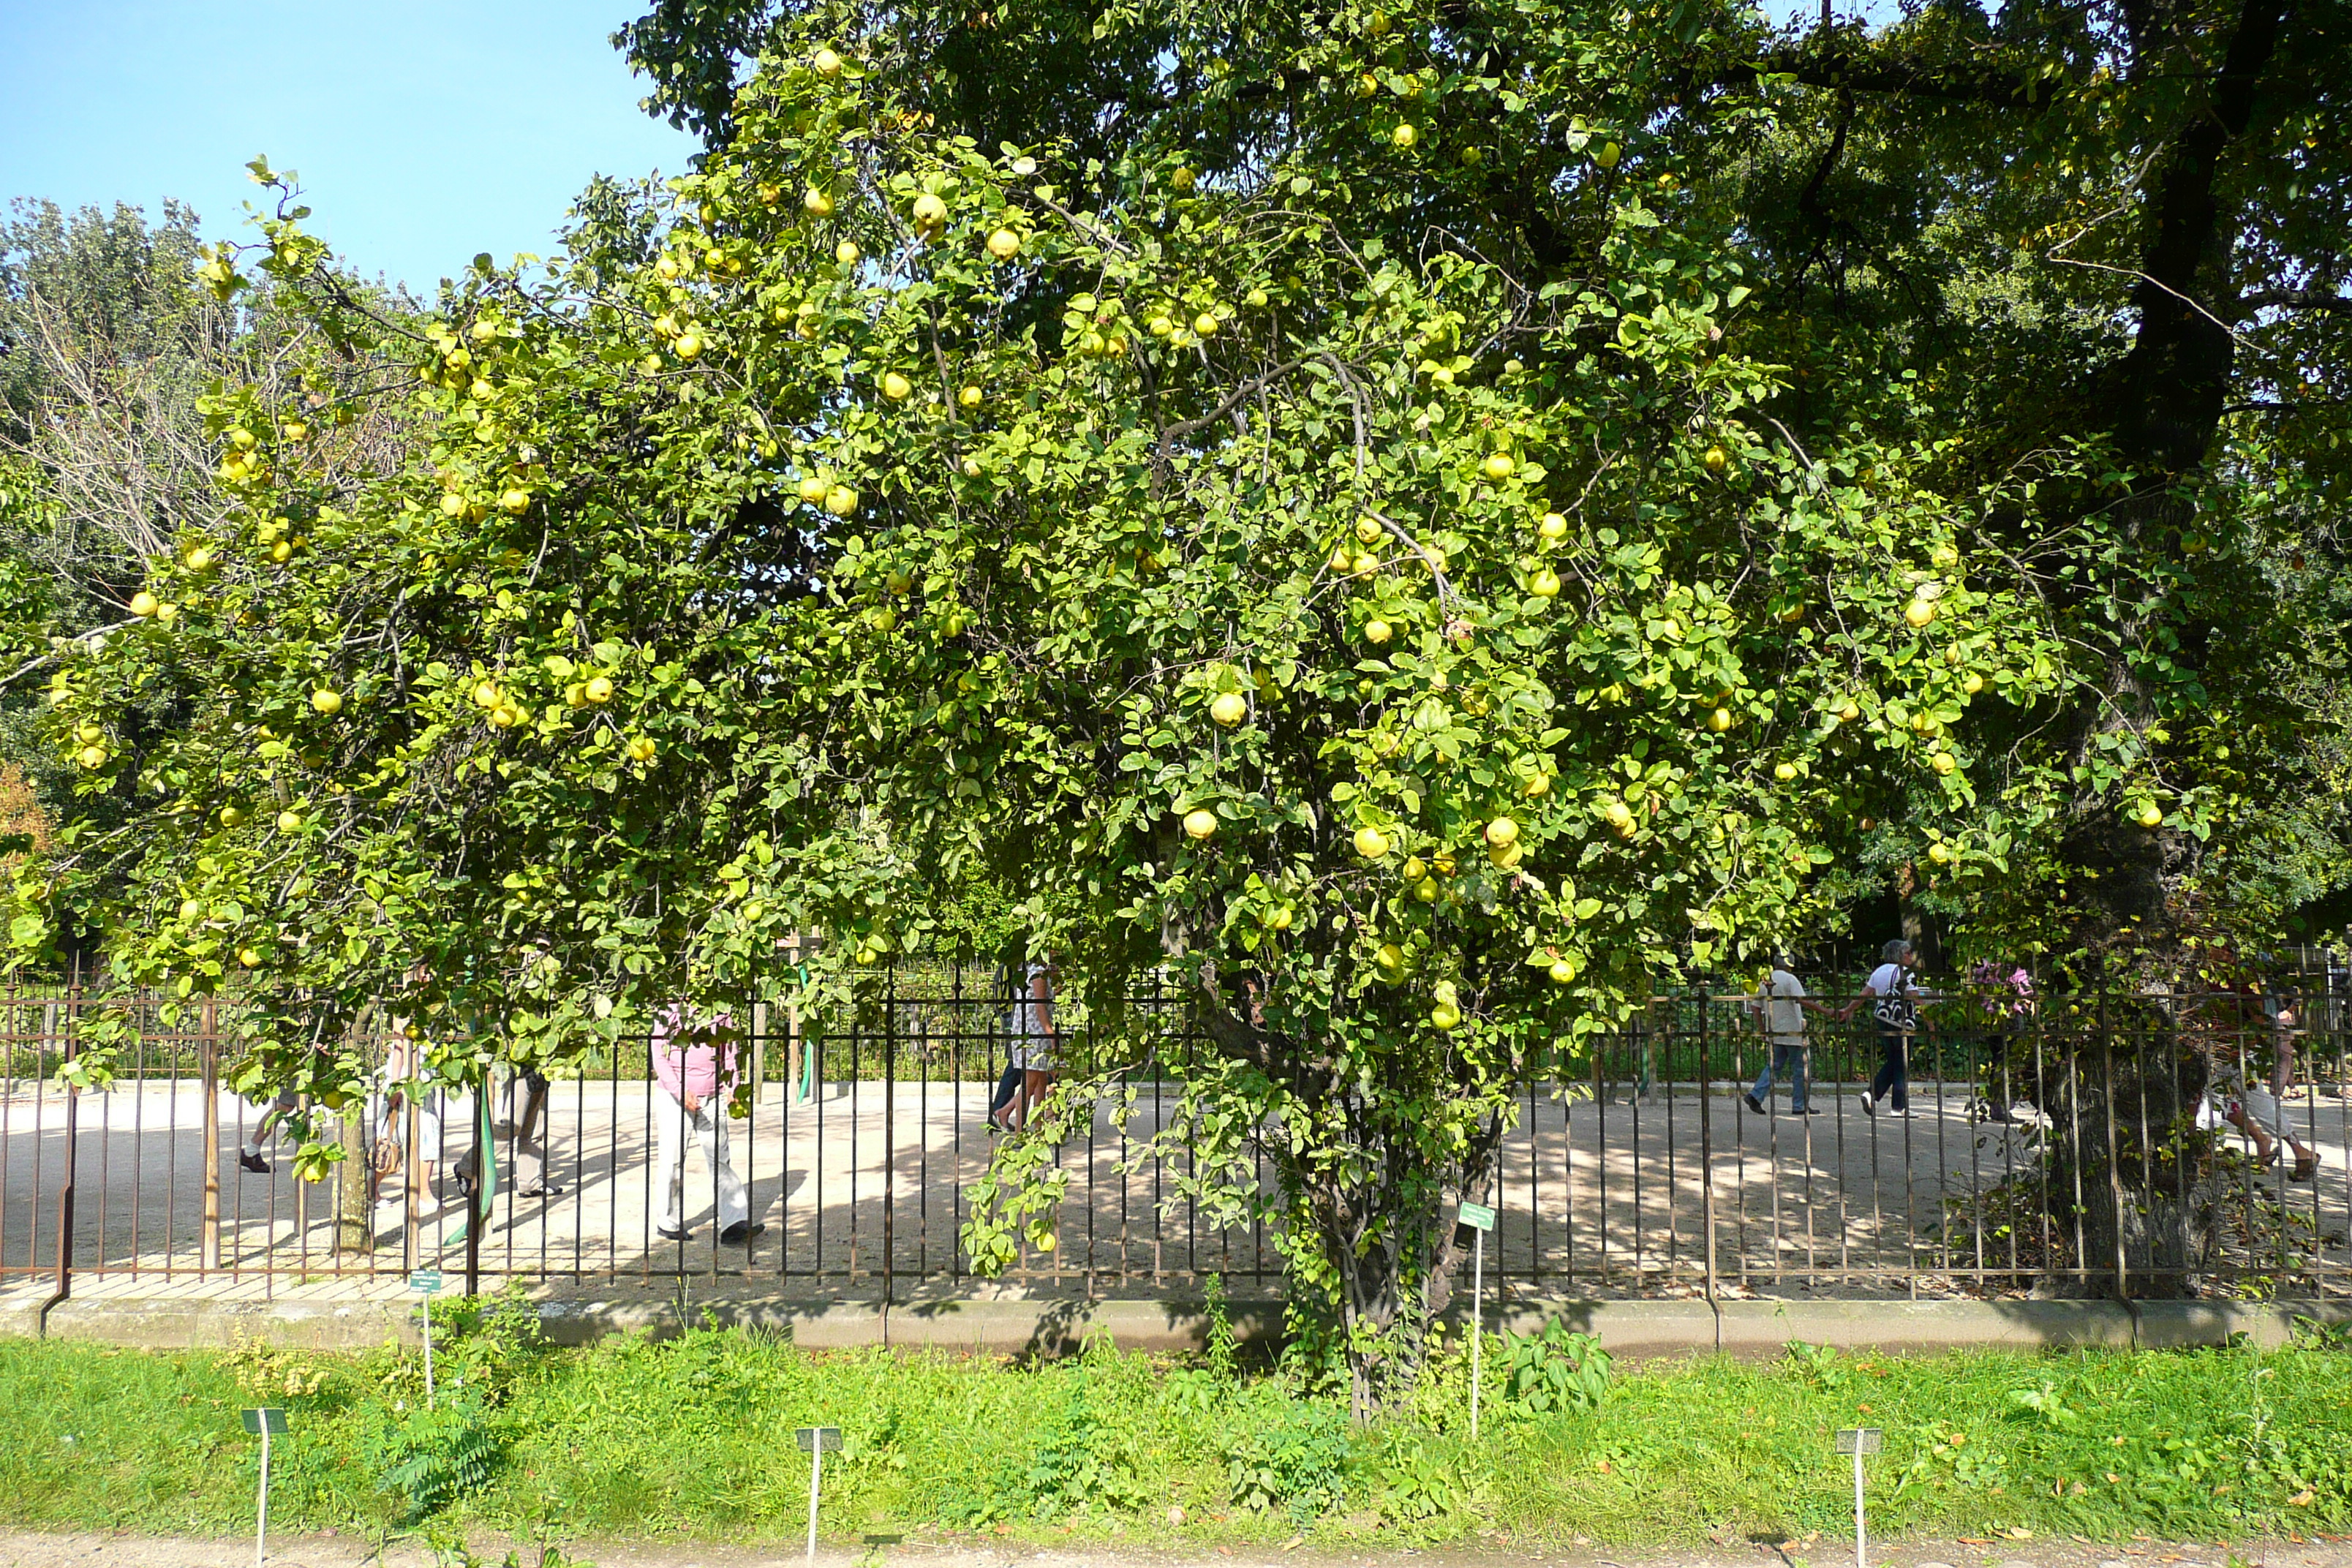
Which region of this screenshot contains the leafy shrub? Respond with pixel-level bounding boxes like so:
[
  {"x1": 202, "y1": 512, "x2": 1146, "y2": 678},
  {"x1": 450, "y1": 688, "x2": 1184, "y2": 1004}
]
[
  {"x1": 1783, "y1": 1339, "x2": 1848, "y2": 1390},
  {"x1": 362, "y1": 1392, "x2": 499, "y2": 1523},
  {"x1": 936, "y1": 1381, "x2": 1150, "y2": 1526},
  {"x1": 1027, "y1": 1399, "x2": 1151, "y2": 1520},
  {"x1": 1368, "y1": 1432, "x2": 1476, "y2": 1524},
  {"x1": 1224, "y1": 1401, "x2": 1352, "y2": 1521},
  {"x1": 1202, "y1": 1270, "x2": 1240, "y2": 1381},
  {"x1": 2008, "y1": 1379, "x2": 2084, "y2": 1431},
  {"x1": 1161, "y1": 1366, "x2": 1226, "y2": 1421},
  {"x1": 431, "y1": 1282, "x2": 551, "y2": 1407},
  {"x1": 425, "y1": 1531, "x2": 594, "y2": 1568},
  {"x1": 220, "y1": 1330, "x2": 330, "y2": 1399},
  {"x1": 2292, "y1": 1316, "x2": 2352, "y2": 1351},
  {"x1": 1503, "y1": 1319, "x2": 1613, "y2": 1414},
  {"x1": 371, "y1": 1284, "x2": 551, "y2": 1413}
]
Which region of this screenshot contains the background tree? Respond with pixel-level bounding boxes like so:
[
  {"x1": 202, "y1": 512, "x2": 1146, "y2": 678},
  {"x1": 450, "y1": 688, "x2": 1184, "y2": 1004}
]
[{"x1": 1727, "y1": 0, "x2": 2352, "y2": 954}]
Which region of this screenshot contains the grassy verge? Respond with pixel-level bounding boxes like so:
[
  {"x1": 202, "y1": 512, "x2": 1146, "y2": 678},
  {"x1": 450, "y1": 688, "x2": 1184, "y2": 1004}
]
[{"x1": 1, "y1": 1294, "x2": 2348, "y2": 1550}]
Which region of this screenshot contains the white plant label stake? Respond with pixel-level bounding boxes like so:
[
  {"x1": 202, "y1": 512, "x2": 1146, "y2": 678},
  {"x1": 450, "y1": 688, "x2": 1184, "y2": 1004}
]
[
  {"x1": 797, "y1": 1425, "x2": 843, "y2": 1568},
  {"x1": 1458, "y1": 1200, "x2": 1496, "y2": 1440},
  {"x1": 1837, "y1": 1427, "x2": 1882, "y2": 1568},
  {"x1": 241, "y1": 1407, "x2": 287, "y2": 1568},
  {"x1": 409, "y1": 1268, "x2": 442, "y2": 1406}
]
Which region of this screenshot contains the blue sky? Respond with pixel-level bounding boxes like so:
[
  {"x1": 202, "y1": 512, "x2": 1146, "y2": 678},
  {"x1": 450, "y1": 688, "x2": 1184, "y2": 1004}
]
[{"x1": 0, "y1": 1, "x2": 697, "y2": 295}]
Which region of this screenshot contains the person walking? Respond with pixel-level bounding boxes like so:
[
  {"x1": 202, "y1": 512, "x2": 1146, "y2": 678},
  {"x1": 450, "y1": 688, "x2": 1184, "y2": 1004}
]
[
  {"x1": 650, "y1": 1001, "x2": 763, "y2": 1244},
  {"x1": 1742, "y1": 957, "x2": 1832, "y2": 1117},
  {"x1": 1970, "y1": 960, "x2": 2044, "y2": 1127},
  {"x1": 454, "y1": 1065, "x2": 563, "y2": 1199},
  {"x1": 989, "y1": 957, "x2": 1060, "y2": 1132},
  {"x1": 984, "y1": 956, "x2": 1025, "y2": 1130},
  {"x1": 369, "y1": 1033, "x2": 444, "y2": 1217},
  {"x1": 2213, "y1": 1057, "x2": 2321, "y2": 1183},
  {"x1": 1844, "y1": 939, "x2": 1926, "y2": 1118},
  {"x1": 2264, "y1": 982, "x2": 2303, "y2": 1100},
  {"x1": 238, "y1": 1088, "x2": 301, "y2": 1175}
]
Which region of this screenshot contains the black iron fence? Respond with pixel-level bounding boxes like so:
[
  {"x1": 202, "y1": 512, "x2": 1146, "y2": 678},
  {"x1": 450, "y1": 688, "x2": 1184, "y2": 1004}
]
[{"x1": 4, "y1": 955, "x2": 2347, "y2": 1301}]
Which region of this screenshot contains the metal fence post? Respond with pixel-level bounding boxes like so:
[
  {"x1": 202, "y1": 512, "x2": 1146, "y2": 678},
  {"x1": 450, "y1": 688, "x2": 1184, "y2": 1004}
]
[
  {"x1": 1698, "y1": 981, "x2": 1718, "y2": 1339},
  {"x1": 785, "y1": 933, "x2": 807, "y2": 1103},
  {"x1": 200, "y1": 1005, "x2": 221, "y2": 1272},
  {"x1": 48, "y1": 968, "x2": 80, "y2": 1314},
  {"x1": 403, "y1": 1097, "x2": 421, "y2": 1275},
  {"x1": 465, "y1": 1066, "x2": 486, "y2": 1297},
  {"x1": 2098, "y1": 981, "x2": 2127, "y2": 1303}
]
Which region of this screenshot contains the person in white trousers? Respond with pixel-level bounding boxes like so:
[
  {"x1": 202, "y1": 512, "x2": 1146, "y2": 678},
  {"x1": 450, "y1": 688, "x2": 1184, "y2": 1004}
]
[{"x1": 650, "y1": 1002, "x2": 763, "y2": 1244}]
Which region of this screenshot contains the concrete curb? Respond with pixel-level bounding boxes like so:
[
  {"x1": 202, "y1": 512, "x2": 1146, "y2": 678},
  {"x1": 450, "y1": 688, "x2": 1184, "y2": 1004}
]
[
  {"x1": 34, "y1": 1293, "x2": 417, "y2": 1349},
  {"x1": 6, "y1": 1286, "x2": 2346, "y2": 1357},
  {"x1": 534, "y1": 1292, "x2": 1293, "y2": 1355}
]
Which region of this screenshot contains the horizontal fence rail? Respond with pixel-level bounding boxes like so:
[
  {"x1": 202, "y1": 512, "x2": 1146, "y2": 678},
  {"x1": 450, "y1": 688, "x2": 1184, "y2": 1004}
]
[{"x1": 4, "y1": 957, "x2": 2348, "y2": 1302}]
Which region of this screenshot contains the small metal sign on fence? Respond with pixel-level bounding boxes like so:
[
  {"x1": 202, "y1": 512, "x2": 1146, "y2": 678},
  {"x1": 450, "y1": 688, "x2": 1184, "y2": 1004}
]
[
  {"x1": 410, "y1": 1269, "x2": 442, "y2": 1406},
  {"x1": 1459, "y1": 1200, "x2": 1496, "y2": 1439},
  {"x1": 1836, "y1": 1428, "x2": 1882, "y2": 1568},
  {"x1": 241, "y1": 1408, "x2": 287, "y2": 1568},
  {"x1": 797, "y1": 1427, "x2": 844, "y2": 1568}
]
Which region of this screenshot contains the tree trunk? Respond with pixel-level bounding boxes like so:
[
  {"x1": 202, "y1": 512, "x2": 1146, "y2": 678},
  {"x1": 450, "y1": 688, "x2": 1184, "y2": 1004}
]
[
  {"x1": 336, "y1": 1096, "x2": 374, "y2": 1259},
  {"x1": 2037, "y1": 0, "x2": 2290, "y2": 1288},
  {"x1": 2043, "y1": 1009, "x2": 2219, "y2": 1297},
  {"x1": 1303, "y1": 1109, "x2": 1507, "y2": 1419},
  {"x1": 2061, "y1": 0, "x2": 2289, "y2": 947}
]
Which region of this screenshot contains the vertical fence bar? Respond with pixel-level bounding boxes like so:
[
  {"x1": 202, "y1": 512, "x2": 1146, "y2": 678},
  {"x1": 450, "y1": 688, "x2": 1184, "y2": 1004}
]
[
  {"x1": 120, "y1": 1015, "x2": 137, "y2": 1278},
  {"x1": 48, "y1": 969, "x2": 79, "y2": 1310},
  {"x1": 1833, "y1": 998, "x2": 1852, "y2": 1288},
  {"x1": 950, "y1": 961, "x2": 964, "y2": 1283},
  {"x1": 27, "y1": 988, "x2": 43, "y2": 1281},
  {"x1": 4, "y1": 989, "x2": 16, "y2": 1278},
  {"x1": 2098, "y1": 984, "x2": 2126, "y2": 1300},
  {"x1": 1594, "y1": 1035, "x2": 1609, "y2": 1288},
  {"x1": 1699, "y1": 983, "x2": 1717, "y2": 1315},
  {"x1": 200, "y1": 1023, "x2": 221, "y2": 1272},
  {"x1": 918, "y1": 973, "x2": 931, "y2": 1281},
  {"x1": 815, "y1": 1016, "x2": 827, "y2": 1278}
]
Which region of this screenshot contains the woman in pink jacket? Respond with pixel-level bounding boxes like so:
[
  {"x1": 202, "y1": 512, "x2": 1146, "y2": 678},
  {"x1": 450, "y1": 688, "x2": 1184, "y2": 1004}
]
[{"x1": 650, "y1": 1002, "x2": 763, "y2": 1244}]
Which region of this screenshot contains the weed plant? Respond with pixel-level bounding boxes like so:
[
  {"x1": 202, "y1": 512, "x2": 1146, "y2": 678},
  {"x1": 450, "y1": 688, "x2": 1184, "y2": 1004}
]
[{"x1": 1, "y1": 1308, "x2": 2348, "y2": 1550}]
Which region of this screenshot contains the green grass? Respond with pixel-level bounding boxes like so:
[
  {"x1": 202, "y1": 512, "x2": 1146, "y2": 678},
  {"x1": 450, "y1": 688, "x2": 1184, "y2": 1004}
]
[{"x1": 1, "y1": 1303, "x2": 2348, "y2": 1552}]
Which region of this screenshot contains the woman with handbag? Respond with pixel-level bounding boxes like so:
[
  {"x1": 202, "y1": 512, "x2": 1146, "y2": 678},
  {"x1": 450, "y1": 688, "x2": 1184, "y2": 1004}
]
[{"x1": 1842, "y1": 939, "x2": 1925, "y2": 1118}]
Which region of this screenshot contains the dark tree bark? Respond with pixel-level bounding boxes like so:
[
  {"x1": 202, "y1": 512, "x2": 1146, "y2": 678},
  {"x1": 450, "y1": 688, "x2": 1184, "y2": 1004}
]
[{"x1": 2054, "y1": 0, "x2": 2291, "y2": 949}]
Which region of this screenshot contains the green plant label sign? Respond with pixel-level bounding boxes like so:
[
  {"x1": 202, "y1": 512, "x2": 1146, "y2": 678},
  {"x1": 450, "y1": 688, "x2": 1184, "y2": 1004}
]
[
  {"x1": 796, "y1": 1426, "x2": 844, "y2": 1452},
  {"x1": 408, "y1": 1270, "x2": 442, "y2": 1294},
  {"x1": 1836, "y1": 1428, "x2": 1882, "y2": 1454},
  {"x1": 241, "y1": 1407, "x2": 287, "y2": 1436},
  {"x1": 1458, "y1": 1202, "x2": 1496, "y2": 1232}
]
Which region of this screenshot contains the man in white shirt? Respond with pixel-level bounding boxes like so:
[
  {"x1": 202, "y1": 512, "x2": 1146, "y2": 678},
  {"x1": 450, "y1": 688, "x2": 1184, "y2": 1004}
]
[{"x1": 1742, "y1": 958, "x2": 1833, "y2": 1117}]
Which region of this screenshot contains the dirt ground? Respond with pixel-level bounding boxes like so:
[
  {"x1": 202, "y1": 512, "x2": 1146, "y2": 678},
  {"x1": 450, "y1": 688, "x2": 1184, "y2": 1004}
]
[{"x1": 1, "y1": 1533, "x2": 2345, "y2": 1568}]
